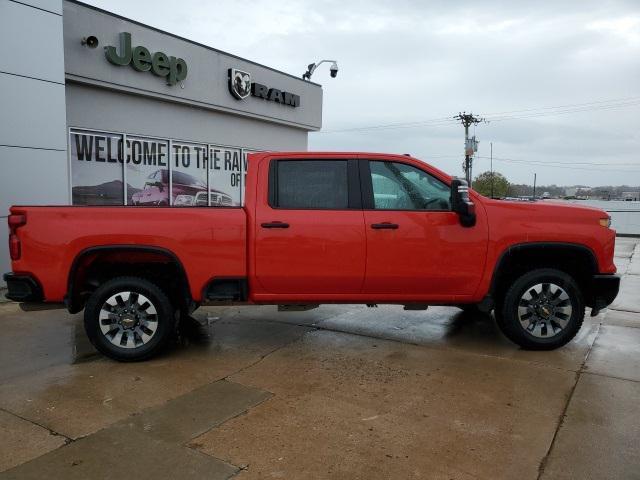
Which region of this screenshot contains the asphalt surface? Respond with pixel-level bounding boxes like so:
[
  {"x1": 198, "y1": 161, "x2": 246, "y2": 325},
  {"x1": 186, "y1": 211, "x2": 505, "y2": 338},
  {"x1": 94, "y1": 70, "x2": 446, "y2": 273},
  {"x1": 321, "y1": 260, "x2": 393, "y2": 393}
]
[{"x1": 0, "y1": 237, "x2": 638, "y2": 479}]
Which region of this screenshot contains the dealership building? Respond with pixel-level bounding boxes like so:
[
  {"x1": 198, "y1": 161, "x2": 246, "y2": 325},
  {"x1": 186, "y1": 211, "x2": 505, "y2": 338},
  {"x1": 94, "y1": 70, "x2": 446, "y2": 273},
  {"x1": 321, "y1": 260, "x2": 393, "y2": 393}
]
[{"x1": 0, "y1": 0, "x2": 323, "y2": 284}]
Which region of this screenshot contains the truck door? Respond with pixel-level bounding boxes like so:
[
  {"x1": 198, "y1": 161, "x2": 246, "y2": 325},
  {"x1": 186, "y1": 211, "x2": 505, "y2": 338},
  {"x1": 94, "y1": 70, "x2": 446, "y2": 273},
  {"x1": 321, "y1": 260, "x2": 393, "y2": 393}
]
[
  {"x1": 360, "y1": 159, "x2": 487, "y2": 299},
  {"x1": 254, "y1": 158, "x2": 366, "y2": 295}
]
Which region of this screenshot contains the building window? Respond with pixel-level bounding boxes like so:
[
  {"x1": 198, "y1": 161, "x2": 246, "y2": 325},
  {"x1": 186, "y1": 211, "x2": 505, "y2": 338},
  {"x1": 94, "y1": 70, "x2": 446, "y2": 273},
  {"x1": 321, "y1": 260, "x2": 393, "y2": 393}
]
[
  {"x1": 170, "y1": 141, "x2": 209, "y2": 207},
  {"x1": 70, "y1": 129, "x2": 125, "y2": 206},
  {"x1": 208, "y1": 145, "x2": 244, "y2": 207},
  {"x1": 127, "y1": 135, "x2": 170, "y2": 206},
  {"x1": 69, "y1": 128, "x2": 251, "y2": 207}
]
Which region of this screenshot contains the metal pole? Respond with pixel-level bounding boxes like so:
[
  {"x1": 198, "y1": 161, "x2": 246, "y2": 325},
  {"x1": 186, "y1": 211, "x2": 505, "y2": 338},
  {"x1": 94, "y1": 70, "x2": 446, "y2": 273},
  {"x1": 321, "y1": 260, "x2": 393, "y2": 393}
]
[
  {"x1": 464, "y1": 123, "x2": 470, "y2": 185},
  {"x1": 455, "y1": 113, "x2": 484, "y2": 187},
  {"x1": 490, "y1": 142, "x2": 494, "y2": 198},
  {"x1": 533, "y1": 173, "x2": 537, "y2": 200}
]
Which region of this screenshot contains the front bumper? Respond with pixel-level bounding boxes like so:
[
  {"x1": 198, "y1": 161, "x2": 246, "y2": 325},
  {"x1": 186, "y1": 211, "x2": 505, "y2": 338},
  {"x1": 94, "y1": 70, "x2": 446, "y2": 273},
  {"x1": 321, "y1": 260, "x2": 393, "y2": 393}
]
[
  {"x1": 588, "y1": 274, "x2": 620, "y2": 315},
  {"x1": 3, "y1": 273, "x2": 43, "y2": 302}
]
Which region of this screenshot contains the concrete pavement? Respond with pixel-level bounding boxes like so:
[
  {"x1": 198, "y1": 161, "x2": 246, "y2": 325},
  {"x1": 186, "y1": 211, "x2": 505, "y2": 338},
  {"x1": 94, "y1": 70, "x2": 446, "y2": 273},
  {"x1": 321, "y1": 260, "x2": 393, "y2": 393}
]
[{"x1": 0, "y1": 238, "x2": 639, "y2": 479}]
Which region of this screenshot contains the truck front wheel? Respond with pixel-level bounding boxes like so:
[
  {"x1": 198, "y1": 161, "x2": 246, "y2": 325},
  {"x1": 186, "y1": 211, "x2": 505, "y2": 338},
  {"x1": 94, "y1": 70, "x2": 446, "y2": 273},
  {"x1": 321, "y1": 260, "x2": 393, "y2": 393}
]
[
  {"x1": 84, "y1": 276, "x2": 176, "y2": 361},
  {"x1": 496, "y1": 268, "x2": 585, "y2": 350}
]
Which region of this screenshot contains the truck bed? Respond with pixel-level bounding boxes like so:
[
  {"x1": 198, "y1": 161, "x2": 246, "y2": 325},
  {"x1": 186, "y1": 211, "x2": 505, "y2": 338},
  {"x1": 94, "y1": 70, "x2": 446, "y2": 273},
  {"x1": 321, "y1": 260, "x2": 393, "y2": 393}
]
[{"x1": 9, "y1": 206, "x2": 247, "y2": 302}]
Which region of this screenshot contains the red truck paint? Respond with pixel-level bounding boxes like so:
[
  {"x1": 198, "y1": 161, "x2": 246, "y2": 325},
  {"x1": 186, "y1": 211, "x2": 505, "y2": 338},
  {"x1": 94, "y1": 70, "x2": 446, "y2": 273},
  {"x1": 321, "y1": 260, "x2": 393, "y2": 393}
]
[
  {"x1": 5, "y1": 151, "x2": 619, "y2": 359},
  {"x1": 8, "y1": 151, "x2": 616, "y2": 304},
  {"x1": 8, "y1": 206, "x2": 246, "y2": 302}
]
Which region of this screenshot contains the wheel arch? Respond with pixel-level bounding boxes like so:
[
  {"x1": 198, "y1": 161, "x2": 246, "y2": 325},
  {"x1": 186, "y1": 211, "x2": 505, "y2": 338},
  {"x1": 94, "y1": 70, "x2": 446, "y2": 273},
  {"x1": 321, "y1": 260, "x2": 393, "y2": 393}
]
[
  {"x1": 489, "y1": 242, "x2": 598, "y2": 306},
  {"x1": 66, "y1": 245, "x2": 192, "y2": 314}
]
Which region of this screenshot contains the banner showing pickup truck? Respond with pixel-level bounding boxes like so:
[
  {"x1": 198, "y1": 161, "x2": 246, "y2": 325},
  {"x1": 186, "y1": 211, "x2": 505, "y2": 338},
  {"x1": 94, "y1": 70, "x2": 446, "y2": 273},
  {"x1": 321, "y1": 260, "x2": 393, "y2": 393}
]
[{"x1": 69, "y1": 129, "x2": 250, "y2": 206}]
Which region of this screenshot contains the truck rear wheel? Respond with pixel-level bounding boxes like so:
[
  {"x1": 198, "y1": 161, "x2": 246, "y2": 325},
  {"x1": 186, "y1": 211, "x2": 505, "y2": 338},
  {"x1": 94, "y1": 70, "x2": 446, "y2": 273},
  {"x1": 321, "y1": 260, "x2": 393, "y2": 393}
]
[
  {"x1": 84, "y1": 276, "x2": 176, "y2": 361},
  {"x1": 496, "y1": 268, "x2": 584, "y2": 350}
]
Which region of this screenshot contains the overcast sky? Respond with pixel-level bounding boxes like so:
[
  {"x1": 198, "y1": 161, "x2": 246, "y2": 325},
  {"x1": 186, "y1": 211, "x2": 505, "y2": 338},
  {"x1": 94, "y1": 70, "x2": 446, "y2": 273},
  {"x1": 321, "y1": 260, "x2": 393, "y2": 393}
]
[{"x1": 85, "y1": 0, "x2": 640, "y2": 187}]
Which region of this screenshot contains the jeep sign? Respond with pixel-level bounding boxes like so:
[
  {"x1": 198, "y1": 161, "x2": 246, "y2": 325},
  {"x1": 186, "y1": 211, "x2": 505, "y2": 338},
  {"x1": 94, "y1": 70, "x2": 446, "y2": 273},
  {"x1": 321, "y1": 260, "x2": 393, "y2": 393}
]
[{"x1": 105, "y1": 32, "x2": 188, "y2": 86}]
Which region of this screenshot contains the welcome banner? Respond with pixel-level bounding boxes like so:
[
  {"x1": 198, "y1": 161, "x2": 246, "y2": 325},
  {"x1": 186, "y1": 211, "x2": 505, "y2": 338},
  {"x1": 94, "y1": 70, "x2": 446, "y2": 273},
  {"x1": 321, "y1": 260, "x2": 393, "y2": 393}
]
[{"x1": 69, "y1": 128, "x2": 254, "y2": 207}]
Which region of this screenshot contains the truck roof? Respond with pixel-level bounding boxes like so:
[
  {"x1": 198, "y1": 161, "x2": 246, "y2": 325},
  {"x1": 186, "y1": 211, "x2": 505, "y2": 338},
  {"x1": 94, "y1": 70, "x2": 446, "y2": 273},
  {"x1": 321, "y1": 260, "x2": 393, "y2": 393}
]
[{"x1": 247, "y1": 151, "x2": 453, "y2": 182}]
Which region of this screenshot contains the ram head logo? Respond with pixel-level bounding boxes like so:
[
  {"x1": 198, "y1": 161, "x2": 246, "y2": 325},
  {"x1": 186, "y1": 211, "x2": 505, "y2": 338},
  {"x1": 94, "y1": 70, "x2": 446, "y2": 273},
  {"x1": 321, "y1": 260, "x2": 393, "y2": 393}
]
[{"x1": 229, "y1": 68, "x2": 252, "y2": 100}]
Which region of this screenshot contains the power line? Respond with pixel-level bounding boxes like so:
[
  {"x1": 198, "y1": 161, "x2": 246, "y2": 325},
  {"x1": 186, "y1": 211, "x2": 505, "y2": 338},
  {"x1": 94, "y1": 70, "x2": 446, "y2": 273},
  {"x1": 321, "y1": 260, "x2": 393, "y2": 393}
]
[
  {"x1": 316, "y1": 96, "x2": 640, "y2": 133},
  {"x1": 474, "y1": 155, "x2": 640, "y2": 167},
  {"x1": 320, "y1": 117, "x2": 457, "y2": 133},
  {"x1": 479, "y1": 95, "x2": 640, "y2": 117},
  {"x1": 483, "y1": 100, "x2": 640, "y2": 122},
  {"x1": 472, "y1": 156, "x2": 640, "y2": 173},
  {"x1": 417, "y1": 153, "x2": 640, "y2": 173}
]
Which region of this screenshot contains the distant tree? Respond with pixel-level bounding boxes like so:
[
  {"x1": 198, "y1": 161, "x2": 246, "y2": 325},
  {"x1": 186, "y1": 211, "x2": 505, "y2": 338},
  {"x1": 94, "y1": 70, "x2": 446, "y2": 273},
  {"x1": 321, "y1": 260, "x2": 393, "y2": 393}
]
[
  {"x1": 473, "y1": 171, "x2": 510, "y2": 198},
  {"x1": 487, "y1": 182, "x2": 640, "y2": 200}
]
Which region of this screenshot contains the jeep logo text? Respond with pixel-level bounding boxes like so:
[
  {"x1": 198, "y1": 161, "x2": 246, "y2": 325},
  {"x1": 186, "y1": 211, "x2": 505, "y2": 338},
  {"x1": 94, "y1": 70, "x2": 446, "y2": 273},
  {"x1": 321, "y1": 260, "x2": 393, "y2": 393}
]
[{"x1": 105, "y1": 32, "x2": 188, "y2": 86}]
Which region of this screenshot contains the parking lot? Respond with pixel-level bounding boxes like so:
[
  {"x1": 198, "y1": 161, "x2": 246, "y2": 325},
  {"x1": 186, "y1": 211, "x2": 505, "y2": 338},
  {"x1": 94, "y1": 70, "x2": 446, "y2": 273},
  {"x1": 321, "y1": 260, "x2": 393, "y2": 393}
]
[{"x1": 1, "y1": 237, "x2": 639, "y2": 479}]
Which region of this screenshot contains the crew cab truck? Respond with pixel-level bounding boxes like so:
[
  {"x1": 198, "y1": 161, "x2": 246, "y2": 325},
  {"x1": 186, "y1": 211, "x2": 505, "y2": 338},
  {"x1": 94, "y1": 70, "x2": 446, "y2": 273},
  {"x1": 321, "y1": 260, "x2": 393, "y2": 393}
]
[{"x1": 5, "y1": 152, "x2": 620, "y2": 361}]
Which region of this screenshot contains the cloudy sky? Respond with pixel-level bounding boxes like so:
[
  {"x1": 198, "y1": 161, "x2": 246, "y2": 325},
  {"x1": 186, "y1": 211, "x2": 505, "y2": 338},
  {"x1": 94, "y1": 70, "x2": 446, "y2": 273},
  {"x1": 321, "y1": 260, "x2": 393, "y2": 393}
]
[{"x1": 85, "y1": 0, "x2": 640, "y2": 187}]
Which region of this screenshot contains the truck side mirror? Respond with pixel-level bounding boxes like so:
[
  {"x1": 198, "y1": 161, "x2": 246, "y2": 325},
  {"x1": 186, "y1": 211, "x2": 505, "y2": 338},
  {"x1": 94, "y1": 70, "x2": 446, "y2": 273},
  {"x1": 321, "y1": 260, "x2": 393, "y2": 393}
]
[{"x1": 451, "y1": 178, "x2": 476, "y2": 227}]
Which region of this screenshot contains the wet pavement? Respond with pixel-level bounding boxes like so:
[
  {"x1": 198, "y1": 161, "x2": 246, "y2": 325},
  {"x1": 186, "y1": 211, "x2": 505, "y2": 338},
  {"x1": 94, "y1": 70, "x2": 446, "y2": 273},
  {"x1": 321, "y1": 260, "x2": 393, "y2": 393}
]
[{"x1": 0, "y1": 237, "x2": 639, "y2": 479}]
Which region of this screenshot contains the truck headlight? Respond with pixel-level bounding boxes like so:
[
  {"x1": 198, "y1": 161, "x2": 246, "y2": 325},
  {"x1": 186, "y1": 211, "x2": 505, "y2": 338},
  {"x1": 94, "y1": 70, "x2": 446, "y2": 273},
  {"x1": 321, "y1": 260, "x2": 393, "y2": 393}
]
[
  {"x1": 599, "y1": 217, "x2": 611, "y2": 228},
  {"x1": 174, "y1": 194, "x2": 195, "y2": 206}
]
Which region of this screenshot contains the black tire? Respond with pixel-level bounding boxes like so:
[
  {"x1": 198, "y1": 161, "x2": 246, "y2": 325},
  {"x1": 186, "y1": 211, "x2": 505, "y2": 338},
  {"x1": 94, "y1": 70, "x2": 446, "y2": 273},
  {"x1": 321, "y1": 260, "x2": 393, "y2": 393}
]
[
  {"x1": 496, "y1": 268, "x2": 585, "y2": 350},
  {"x1": 84, "y1": 276, "x2": 176, "y2": 361}
]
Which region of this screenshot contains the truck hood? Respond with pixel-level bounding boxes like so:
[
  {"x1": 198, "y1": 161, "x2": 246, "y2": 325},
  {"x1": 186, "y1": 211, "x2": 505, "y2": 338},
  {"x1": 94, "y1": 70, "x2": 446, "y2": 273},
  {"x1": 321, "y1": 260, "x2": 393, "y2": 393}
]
[
  {"x1": 477, "y1": 196, "x2": 611, "y2": 245},
  {"x1": 532, "y1": 199, "x2": 607, "y2": 213},
  {"x1": 480, "y1": 197, "x2": 608, "y2": 218}
]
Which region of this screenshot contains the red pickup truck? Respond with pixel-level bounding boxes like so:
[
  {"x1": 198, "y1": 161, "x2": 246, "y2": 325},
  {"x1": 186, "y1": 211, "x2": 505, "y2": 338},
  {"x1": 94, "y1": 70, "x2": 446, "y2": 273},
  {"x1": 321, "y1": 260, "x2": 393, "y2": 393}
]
[{"x1": 5, "y1": 152, "x2": 619, "y2": 361}]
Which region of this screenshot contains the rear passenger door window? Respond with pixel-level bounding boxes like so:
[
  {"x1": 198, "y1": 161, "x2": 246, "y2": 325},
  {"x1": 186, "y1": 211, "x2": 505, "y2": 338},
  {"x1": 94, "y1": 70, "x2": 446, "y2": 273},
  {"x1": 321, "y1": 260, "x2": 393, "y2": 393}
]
[{"x1": 270, "y1": 160, "x2": 350, "y2": 209}]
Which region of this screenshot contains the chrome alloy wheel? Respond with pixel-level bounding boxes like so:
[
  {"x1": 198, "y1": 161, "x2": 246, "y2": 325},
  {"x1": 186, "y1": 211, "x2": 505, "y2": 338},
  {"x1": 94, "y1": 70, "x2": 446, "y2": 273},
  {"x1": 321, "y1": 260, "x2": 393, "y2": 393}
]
[
  {"x1": 98, "y1": 291, "x2": 158, "y2": 349},
  {"x1": 517, "y1": 283, "x2": 573, "y2": 338}
]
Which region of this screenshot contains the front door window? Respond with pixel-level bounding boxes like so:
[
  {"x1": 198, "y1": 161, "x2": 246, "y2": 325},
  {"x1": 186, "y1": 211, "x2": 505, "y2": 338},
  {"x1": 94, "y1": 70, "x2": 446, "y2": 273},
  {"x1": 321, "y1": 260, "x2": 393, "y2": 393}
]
[{"x1": 369, "y1": 161, "x2": 451, "y2": 211}]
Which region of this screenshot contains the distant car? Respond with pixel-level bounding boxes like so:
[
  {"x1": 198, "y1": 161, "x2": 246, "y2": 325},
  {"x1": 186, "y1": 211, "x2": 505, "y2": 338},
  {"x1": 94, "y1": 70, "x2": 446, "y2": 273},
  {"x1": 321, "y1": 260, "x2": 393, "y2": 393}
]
[{"x1": 131, "y1": 170, "x2": 233, "y2": 206}]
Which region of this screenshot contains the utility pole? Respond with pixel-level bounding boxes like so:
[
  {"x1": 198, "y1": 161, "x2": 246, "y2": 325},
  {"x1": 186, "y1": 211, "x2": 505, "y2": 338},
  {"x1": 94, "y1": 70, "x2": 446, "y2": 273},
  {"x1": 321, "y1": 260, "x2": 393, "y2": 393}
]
[
  {"x1": 454, "y1": 112, "x2": 485, "y2": 186},
  {"x1": 532, "y1": 173, "x2": 537, "y2": 200},
  {"x1": 490, "y1": 142, "x2": 494, "y2": 198}
]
